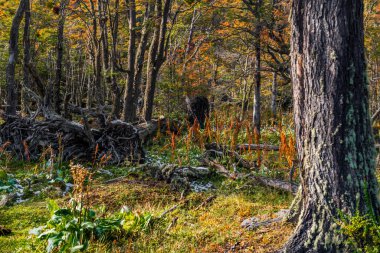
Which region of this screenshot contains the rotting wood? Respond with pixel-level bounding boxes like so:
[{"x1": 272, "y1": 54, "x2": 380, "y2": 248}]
[{"x1": 0, "y1": 115, "x2": 144, "y2": 165}]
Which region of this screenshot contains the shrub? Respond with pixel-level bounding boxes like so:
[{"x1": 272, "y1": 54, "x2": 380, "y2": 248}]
[{"x1": 340, "y1": 212, "x2": 380, "y2": 253}]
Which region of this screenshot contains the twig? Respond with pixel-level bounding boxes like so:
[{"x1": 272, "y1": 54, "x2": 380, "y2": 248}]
[
  {"x1": 159, "y1": 204, "x2": 179, "y2": 219},
  {"x1": 195, "y1": 195, "x2": 216, "y2": 210}
]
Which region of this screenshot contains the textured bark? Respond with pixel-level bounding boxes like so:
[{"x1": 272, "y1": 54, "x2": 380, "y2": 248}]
[
  {"x1": 6, "y1": 0, "x2": 27, "y2": 115},
  {"x1": 283, "y1": 1, "x2": 380, "y2": 252}
]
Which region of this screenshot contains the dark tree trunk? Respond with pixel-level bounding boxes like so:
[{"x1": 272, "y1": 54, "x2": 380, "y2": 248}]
[
  {"x1": 252, "y1": 1, "x2": 262, "y2": 134},
  {"x1": 143, "y1": 0, "x2": 171, "y2": 121},
  {"x1": 133, "y1": 2, "x2": 154, "y2": 117},
  {"x1": 108, "y1": 0, "x2": 122, "y2": 119},
  {"x1": 89, "y1": 0, "x2": 104, "y2": 107},
  {"x1": 6, "y1": 0, "x2": 27, "y2": 116},
  {"x1": 283, "y1": 0, "x2": 380, "y2": 252},
  {"x1": 21, "y1": 0, "x2": 31, "y2": 115},
  {"x1": 54, "y1": 0, "x2": 69, "y2": 114},
  {"x1": 123, "y1": 0, "x2": 137, "y2": 122},
  {"x1": 99, "y1": 0, "x2": 112, "y2": 112},
  {"x1": 243, "y1": 0, "x2": 262, "y2": 134}
]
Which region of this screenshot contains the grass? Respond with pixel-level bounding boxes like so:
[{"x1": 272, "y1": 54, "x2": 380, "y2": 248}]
[
  {"x1": 0, "y1": 117, "x2": 296, "y2": 252},
  {"x1": 0, "y1": 163, "x2": 294, "y2": 253},
  {"x1": 0, "y1": 202, "x2": 48, "y2": 253}
]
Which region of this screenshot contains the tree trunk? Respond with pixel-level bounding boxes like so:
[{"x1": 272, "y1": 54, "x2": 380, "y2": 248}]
[
  {"x1": 143, "y1": 0, "x2": 171, "y2": 121},
  {"x1": 6, "y1": 0, "x2": 27, "y2": 116},
  {"x1": 21, "y1": 0, "x2": 31, "y2": 115},
  {"x1": 54, "y1": 0, "x2": 69, "y2": 114},
  {"x1": 244, "y1": 0, "x2": 263, "y2": 134},
  {"x1": 271, "y1": 72, "x2": 277, "y2": 118},
  {"x1": 252, "y1": 37, "x2": 261, "y2": 133},
  {"x1": 283, "y1": 1, "x2": 380, "y2": 252},
  {"x1": 180, "y1": 7, "x2": 198, "y2": 88},
  {"x1": 108, "y1": 0, "x2": 122, "y2": 119},
  {"x1": 89, "y1": 0, "x2": 104, "y2": 107},
  {"x1": 122, "y1": 0, "x2": 137, "y2": 122},
  {"x1": 133, "y1": 2, "x2": 154, "y2": 118}
]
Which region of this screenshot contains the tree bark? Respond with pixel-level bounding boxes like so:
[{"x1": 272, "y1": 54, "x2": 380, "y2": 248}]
[
  {"x1": 6, "y1": 0, "x2": 27, "y2": 116},
  {"x1": 283, "y1": 1, "x2": 380, "y2": 252}
]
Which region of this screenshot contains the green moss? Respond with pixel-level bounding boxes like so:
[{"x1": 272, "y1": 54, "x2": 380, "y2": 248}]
[{"x1": 0, "y1": 202, "x2": 48, "y2": 253}]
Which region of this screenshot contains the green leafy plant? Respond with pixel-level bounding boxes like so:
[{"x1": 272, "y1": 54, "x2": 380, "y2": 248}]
[
  {"x1": 31, "y1": 199, "x2": 123, "y2": 252},
  {"x1": 31, "y1": 199, "x2": 153, "y2": 253},
  {"x1": 340, "y1": 211, "x2": 380, "y2": 253},
  {"x1": 0, "y1": 171, "x2": 19, "y2": 193}
]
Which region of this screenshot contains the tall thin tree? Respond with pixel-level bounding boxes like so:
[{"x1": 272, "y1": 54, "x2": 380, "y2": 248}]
[
  {"x1": 6, "y1": 0, "x2": 27, "y2": 116},
  {"x1": 21, "y1": 0, "x2": 31, "y2": 115},
  {"x1": 54, "y1": 0, "x2": 69, "y2": 114},
  {"x1": 143, "y1": 0, "x2": 172, "y2": 121}
]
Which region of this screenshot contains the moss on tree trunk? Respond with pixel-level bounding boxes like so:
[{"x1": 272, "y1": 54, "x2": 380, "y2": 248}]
[{"x1": 283, "y1": 0, "x2": 380, "y2": 252}]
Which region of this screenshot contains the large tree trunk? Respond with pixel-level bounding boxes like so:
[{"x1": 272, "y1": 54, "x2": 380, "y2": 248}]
[
  {"x1": 283, "y1": 1, "x2": 380, "y2": 252},
  {"x1": 6, "y1": 0, "x2": 27, "y2": 116}
]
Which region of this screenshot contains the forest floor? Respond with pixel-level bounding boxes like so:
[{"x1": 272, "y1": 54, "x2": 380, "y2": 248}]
[{"x1": 0, "y1": 160, "x2": 294, "y2": 253}]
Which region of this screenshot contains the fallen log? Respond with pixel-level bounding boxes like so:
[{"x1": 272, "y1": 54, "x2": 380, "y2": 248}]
[
  {"x1": 205, "y1": 142, "x2": 279, "y2": 154},
  {"x1": 236, "y1": 144, "x2": 279, "y2": 151},
  {"x1": 241, "y1": 209, "x2": 289, "y2": 230},
  {"x1": 200, "y1": 157, "x2": 236, "y2": 178},
  {"x1": 246, "y1": 174, "x2": 298, "y2": 195},
  {"x1": 204, "y1": 144, "x2": 256, "y2": 170},
  {"x1": 140, "y1": 160, "x2": 297, "y2": 195}
]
